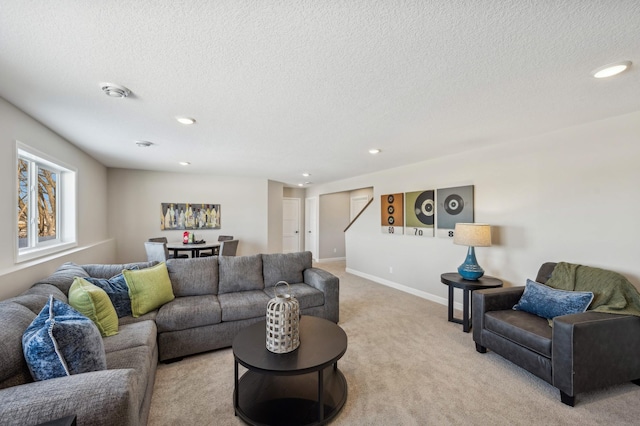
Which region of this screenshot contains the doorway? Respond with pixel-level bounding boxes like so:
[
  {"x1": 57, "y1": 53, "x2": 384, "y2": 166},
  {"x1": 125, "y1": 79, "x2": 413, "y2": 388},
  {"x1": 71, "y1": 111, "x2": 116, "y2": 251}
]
[{"x1": 282, "y1": 198, "x2": 301, "y2": 253}]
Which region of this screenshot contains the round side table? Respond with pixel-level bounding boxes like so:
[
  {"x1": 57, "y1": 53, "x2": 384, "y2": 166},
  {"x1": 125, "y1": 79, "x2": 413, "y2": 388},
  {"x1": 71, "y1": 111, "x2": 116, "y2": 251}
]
[{"x1": 441, "y1": 273, "x2": 503, "y2": 332}]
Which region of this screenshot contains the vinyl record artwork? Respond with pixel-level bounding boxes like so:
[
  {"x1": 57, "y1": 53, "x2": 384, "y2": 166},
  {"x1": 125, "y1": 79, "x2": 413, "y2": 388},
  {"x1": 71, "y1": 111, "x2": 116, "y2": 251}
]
[
  {"x1": 404, "y1": 190, "x2": 435, "y2": 237},
  {"x1": 381, "y1": 193, "x2": 404, "y2": 234},
  {"x1": 436, "y1": 185, "x2": 474, "y2": 238}
]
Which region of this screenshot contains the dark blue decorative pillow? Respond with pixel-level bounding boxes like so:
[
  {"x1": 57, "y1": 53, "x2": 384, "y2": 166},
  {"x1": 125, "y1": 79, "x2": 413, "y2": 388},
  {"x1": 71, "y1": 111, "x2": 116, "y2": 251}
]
[
  {"x1": 513, "y1": 279, "x2": 594, "y2": 319},
  {"x1": 85, "y1": 266, "x2": 138, "y2": 317},
  {"x1": 22, "y1": 295, "x2": 107, "y2": 381}
]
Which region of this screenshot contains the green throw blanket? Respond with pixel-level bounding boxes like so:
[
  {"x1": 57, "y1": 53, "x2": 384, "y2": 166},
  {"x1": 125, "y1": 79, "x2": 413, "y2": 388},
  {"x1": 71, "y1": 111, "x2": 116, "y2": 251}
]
[{"x1": 545, "y1": 262, "x2": 640, "y2": 317}]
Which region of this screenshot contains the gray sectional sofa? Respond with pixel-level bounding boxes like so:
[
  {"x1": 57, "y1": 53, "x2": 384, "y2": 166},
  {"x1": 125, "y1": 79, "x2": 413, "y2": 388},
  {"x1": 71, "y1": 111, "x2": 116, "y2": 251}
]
[{"x1": 0, "y1": 251, "x2": 339, "y2": 426}]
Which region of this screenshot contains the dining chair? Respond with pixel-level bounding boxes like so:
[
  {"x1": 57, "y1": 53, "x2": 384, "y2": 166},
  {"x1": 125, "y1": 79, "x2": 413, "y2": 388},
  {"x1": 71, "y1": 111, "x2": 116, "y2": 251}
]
[
  {"x1": 144, "y1": 241, "x2": 169, "y2": 263},
  {"x1": 148, "y1": 237, "x2": 188, "y2": 258},
  {"x1": 199, "y1": 235, "x2": 234, "y2": 257},
  {"x1": 219, "y1": 239, "x2": 239, "y2": 257}
]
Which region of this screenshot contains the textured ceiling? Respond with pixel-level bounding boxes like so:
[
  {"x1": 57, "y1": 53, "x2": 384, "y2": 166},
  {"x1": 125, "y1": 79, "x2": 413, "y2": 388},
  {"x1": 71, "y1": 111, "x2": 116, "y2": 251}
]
[{"x1": 1, "y1": 1, "x2": 639, "y2": 187}]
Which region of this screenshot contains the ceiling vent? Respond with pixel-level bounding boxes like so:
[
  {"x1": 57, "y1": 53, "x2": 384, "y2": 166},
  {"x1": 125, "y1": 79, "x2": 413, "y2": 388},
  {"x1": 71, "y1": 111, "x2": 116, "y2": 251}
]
[{"x1": 100, "y1": 83, "x2": 131, "y2": 98}]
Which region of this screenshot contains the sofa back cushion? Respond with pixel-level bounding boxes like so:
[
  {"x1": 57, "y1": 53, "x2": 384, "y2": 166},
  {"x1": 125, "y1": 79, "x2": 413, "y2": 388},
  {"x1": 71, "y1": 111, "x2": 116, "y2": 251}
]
[
  {"x1": 262, "y1": 251, "x2": 312, "y2": 288},
  {"x1": 218, "y1": 254, "x2": 264, "y2": 294},
  {"x1": 166, "y1": 256, "x2": 219, "y2": 296},
  {"x1": 33, "y1": 262, "x2": 90, "y2": 295},
  {"x1": 82, "y1": 261, "x2": 157, "y2": 279},
  {"x1": 0, "y1": 300, "x2": 37, "y2": 389}
]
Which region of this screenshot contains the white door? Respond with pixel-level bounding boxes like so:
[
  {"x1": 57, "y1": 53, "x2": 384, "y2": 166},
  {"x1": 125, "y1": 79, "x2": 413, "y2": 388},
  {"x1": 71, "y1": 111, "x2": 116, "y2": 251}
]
[
  {"x1": 305, "y1": 197, "x2": 318, "y2": 259},
  {"x1": 282, "y1": 198, "x2": 300, "y2": 253}
]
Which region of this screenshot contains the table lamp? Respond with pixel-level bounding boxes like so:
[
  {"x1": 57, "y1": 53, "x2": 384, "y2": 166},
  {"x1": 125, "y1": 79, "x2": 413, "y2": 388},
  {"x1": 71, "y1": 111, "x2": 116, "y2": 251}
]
[{"x1": 453, "y1": 223, "x2": 492, "y2": 280}]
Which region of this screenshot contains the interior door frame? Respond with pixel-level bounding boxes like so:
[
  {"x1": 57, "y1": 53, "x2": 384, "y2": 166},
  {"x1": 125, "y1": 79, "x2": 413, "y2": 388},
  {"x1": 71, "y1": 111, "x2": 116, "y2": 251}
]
[{"x1": 304, "y1": 196, "x2": 318, "y2": 261}]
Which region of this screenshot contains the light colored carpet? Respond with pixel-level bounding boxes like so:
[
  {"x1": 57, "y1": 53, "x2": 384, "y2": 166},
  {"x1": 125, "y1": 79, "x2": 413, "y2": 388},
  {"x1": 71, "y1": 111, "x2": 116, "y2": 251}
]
[{"x1": 148, "y1": 262, "x2": 640, "y2": 425}]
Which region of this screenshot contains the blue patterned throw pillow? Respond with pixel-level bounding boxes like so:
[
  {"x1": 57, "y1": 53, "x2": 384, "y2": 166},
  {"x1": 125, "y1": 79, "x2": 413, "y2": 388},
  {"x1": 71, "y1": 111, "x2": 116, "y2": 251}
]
[
  {"x1": 85, "y1": 266, "x2": 138, "y2": 317},
  {"x1": 513, "y1": 279, "x2": 594, "y2": 319},
  {"x1": 22, "y1": 295, "x2": 107, "y2": 381}
]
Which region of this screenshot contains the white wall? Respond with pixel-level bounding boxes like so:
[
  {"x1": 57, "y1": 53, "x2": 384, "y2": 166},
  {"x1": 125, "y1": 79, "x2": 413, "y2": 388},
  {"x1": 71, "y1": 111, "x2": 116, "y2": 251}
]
[
  {"x1": 0, "y1": 98, "x2": 114, "y2": 300},
  {"x1": 319, "y1": 192, "x2": 350, "y2": 260},
  {"x1": 267, "y1": 180, "x2": 284, "y2": 253},
  {"x1": 307, "y1": 111, "x2": 640, "y2": 306},
  {"x1": 107, "y1": 168, "x2": 270, "y2": 263}
]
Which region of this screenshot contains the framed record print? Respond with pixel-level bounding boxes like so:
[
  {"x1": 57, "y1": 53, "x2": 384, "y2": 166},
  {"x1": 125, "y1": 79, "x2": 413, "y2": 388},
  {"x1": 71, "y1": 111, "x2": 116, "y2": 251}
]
[
  {"x1": 381, "y1": 193, "x2": 404, "y2": 234},
  {"x1": 405, "y1": 190, "x2": 435, "y2": 237},
  {"x1": 436, "y1": 185, "x2": 474, "y2": 238}
]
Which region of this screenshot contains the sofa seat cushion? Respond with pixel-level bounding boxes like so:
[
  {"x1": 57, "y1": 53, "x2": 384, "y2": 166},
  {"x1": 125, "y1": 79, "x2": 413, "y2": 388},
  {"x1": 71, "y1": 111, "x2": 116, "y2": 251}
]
[
  {"x1": 103, "y1": 320, "x2": 157, "y2": 354},
  {"x1": 156, "y1": 295, "x2": 222, "y2": 332},
  {"x1": 105, "y1": 345, "x2": 152, "y2": 412},
  {"x1": 218, "y1": 290, "x2": 271, "y2": 321},
  {"x1": 263, "y1": 283, "x2": 324, "y2": 309},
  {"x1": 485, "y1": 309, "x2": 552, "y2": 358}
]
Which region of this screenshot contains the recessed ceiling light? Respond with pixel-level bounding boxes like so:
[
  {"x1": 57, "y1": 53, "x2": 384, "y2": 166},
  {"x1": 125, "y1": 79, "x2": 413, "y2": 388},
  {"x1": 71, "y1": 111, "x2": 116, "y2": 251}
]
[
  {"x1": 302, "y1": 172, "x2": 311, "y2": 177},
  {"x1": 176, "y1": 116, "x2": 196, "y2": 125},
  {"x1": 592, "y1": 61, "x2": 632, "y2": 78},
  {"x1": 135, "y1": 141, "x2": 153, "y2": 147},
  {"x1": 179, "y1": 161, "x2": 191, "y2": 166},
  {"x1": 100, "y1": 83, "x2": 131, "y2": 98},
  {"x1": 369, "y1": 148, "x2": 381, "y2": 154}
]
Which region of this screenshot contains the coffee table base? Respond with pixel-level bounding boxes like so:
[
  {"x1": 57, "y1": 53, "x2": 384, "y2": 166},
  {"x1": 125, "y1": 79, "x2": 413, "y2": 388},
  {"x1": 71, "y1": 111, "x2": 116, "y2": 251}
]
[{"x1": 235, "y1": 365, "x2": 347, "y2": 426}]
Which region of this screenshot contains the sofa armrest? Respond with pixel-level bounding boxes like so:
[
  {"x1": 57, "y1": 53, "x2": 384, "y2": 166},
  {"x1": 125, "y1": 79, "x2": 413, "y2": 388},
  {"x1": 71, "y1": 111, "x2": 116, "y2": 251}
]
[
  {"x1": 472, "y1": 286, "x2": 524, "y2": 347},
  {"x1": 0, "y1": 369, "x2": 140, "y2": 426},
  {"x1": 552, "y1": 311, "x2": 640, "y2": 397},
  {"x1": 304, "y1": 268, "x2": 339, "y2": 323}
]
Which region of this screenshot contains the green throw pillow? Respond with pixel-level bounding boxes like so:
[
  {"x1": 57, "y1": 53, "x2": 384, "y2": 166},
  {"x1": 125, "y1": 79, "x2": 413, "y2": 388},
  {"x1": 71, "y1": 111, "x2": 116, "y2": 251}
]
[
  {"x1": 68, "y1": 277, "x2": 119, "y2": 337},
  {"x1": 124, "y1": 262, "x2": 175, "y2": 317}
]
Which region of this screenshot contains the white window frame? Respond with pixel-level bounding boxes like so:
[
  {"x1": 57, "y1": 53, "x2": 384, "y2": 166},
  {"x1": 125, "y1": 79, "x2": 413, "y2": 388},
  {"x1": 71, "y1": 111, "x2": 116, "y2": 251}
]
[{"x1": 16, "y1": 142, "x2": 77, "y2": 263}]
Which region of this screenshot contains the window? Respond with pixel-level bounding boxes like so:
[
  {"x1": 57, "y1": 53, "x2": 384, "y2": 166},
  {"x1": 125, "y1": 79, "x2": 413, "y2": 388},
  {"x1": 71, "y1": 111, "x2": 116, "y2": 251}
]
[{"x1": 17, "y1": 143, "x2": 76, "y2": 262}]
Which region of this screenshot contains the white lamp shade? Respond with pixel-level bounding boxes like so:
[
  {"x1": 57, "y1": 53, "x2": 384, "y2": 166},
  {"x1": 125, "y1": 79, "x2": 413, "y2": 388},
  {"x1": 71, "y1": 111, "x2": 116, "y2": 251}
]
[{"x1": 453, "y1": 223, "x2": 491, "y2": 247}]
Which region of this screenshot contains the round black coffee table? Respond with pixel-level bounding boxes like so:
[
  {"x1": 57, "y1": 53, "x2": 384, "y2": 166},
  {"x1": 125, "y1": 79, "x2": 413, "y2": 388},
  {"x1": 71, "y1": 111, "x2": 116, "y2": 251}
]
[{"x1": 232, "y1": 316, "x2": 348, "y2": 426}]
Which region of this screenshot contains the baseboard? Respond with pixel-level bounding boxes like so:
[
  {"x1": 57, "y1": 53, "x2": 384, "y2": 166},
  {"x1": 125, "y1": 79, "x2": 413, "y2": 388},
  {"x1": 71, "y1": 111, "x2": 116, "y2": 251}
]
[
  {"x1": 345, "y1": 267, "x2": 462, "y2": 311},
  {"x1": 316, "y1": 257, "x2": 346, "y2": 263}
]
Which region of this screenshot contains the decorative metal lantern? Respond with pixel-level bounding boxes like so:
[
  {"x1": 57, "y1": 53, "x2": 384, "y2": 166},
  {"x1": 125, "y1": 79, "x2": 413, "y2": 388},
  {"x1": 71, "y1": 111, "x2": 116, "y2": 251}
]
[{"x1": 266, "y1": 281, "x2": 300, "y2": 353}]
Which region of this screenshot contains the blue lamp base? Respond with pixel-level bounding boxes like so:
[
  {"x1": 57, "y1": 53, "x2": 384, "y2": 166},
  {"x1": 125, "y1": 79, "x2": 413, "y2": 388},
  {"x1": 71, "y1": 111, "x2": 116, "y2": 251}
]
[{"x1": 457, "y1": 246, "x2": 485, "y2": 281}]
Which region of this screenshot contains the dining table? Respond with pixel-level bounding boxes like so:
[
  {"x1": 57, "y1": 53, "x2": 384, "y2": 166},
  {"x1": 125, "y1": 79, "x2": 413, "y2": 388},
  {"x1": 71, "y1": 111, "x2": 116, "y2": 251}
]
[{"x1": 166, "y1": 241, "x2": 220, "y2": 258}]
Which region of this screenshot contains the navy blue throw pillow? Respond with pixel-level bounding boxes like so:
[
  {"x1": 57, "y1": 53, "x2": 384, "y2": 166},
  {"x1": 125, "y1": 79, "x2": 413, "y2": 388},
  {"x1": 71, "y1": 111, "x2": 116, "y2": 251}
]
[
  {"x1": 85, "y1": 266, "x2": 138, "y2": 318},
  {"x1": 513, "y1": 279, "x2": 594, "y2": 319},
  {"x1": 22, "y1": 295, "x2": 107, "y2": 381}
]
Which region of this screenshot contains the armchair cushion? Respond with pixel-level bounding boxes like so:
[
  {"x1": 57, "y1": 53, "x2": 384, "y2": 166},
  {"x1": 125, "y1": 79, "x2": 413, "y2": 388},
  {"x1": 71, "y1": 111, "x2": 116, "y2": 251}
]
[{"x1": 513, "y1": 279, "x2": 593, "y2": 320}]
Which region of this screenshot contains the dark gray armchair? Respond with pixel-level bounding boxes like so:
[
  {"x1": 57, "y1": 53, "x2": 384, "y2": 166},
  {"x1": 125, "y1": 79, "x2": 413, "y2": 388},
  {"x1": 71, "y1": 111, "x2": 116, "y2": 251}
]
[{"x1": 472, "y1": 262, "x2": 640, "y2": 406}]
